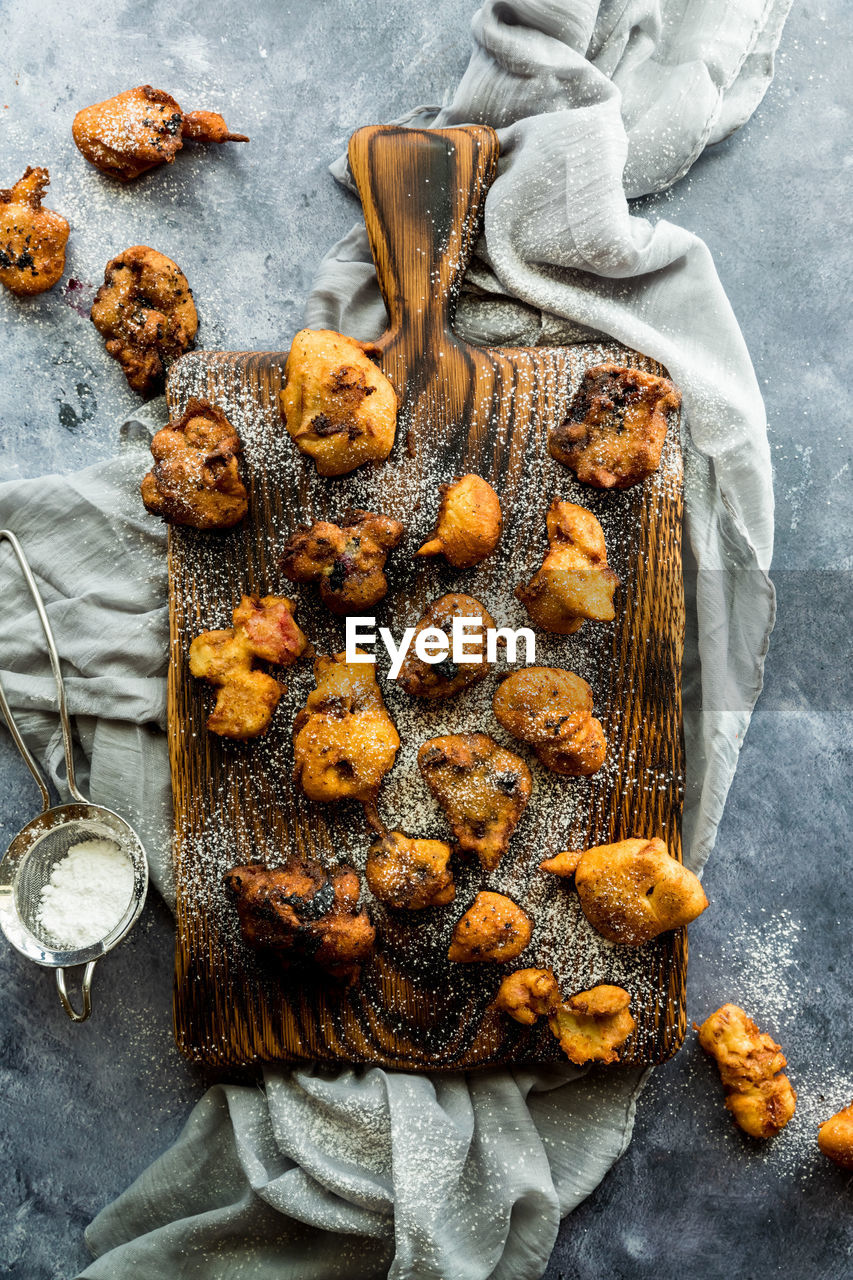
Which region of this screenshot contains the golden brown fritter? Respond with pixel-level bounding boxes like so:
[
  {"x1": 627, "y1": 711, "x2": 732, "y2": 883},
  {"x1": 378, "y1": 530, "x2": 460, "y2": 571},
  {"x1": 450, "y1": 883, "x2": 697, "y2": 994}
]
[
  {"x1": 90, "y1": 245, "x2": 198, "y2": 396},
  {"x1": 417, "y1": 732, "x2": 531, "y2": 872},
  {"x1": 0, "y1": 167, "x2": 69, "y2": 296},
  {"x1": 448, "y1": 891, "x2": 533, "y2": 964},
  {"x1": 281, "y1": 329, "x2": 397, "y2": 476},
  {"x1": 180, "y1": 111, "x2": 249, "y2": 143},
  {"x1": 396, "y1": 593, "x2": 495, "y2": 700},
  {"x1": 549, "y1": 986, "x2": 635, "y2": 1065},
  {"x1": 140, "y1": 398, "x2": 247, "y2": 529},
  {"x1": 698, "y1": 1004, "x2": 796, "y2": 1139},
  {"x1": 492, "y1": 667, "x2": 607, "y2": 777},
  {"x1": 365, "y1": 831, "x2": 455, "y2": 910},
  {"x1": 534, "y1": 722, "x2": 607, "y2": 777},
  {"x1": 568, "y1": 837, "x2": 708, "y2": 945},
  {"x1": 189, "y1": 595, "x2": 307, "y2": 738},
  {"x1": 293, "y1": 650, "x2": 400, "y2": 806},
  {"x1": 818, "y1": 1103, "x2": 853, "y2": 1170},
  {"x1": 223, "y1": 860, "x2": 375, "y2": 984},
  {"x1": 415, "y1": 474, "x2": 502, "y2": 568},
  {"x1": 550, "y1": 363, "x2": 681, "y2": 489},
  {"x1": 280, "y1": 509, "x2": 403, "y2": 615},
  {"x1": 539, "y1": 847, "x2": 583, "y2": 877},
  {"x1": 72, "y1": 86, "x2": 248, "y2": 182},
  {"x1": 516, "y1": 499, "x2": 617, "y2": 635},
  {"x1": 492, "y1": 968, "x2": 560, "y2": 1026}
]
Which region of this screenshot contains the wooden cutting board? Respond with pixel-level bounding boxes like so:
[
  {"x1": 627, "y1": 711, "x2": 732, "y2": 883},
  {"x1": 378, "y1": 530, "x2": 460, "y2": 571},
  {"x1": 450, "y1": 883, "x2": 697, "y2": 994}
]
[{"x1": 166, "y1": 124, "x2": 686, "y2": 1070}]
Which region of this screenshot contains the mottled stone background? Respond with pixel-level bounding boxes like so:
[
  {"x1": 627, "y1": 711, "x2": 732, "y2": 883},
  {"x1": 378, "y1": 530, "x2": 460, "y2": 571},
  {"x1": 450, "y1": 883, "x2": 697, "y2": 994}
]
[{"x1": 0, "y1": 1, "x2": 850, "y2": 1277}]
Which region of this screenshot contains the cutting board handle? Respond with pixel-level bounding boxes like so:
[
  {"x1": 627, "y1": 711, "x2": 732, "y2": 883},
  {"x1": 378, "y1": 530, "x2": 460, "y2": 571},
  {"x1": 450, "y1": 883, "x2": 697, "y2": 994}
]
[{"x1": 348, "y1": 124, "x2": 499, "y2": 347}]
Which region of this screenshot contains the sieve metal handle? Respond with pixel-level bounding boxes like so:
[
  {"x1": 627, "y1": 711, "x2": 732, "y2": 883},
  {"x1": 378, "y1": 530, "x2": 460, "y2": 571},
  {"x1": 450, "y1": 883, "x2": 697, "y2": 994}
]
[
  {"x1": 56, "y1": 961, "x2": 96, "y2": 1022},
  {"x1": 0, "y1": 530, "x2": 87, "y2": 809}
]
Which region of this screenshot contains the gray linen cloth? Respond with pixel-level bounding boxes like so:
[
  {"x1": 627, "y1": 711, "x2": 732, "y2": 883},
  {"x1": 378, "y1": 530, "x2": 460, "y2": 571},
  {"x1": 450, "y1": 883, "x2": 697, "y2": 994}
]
[{"x1": 0, "y1": 2, "x2": 787, "y2": 1277}]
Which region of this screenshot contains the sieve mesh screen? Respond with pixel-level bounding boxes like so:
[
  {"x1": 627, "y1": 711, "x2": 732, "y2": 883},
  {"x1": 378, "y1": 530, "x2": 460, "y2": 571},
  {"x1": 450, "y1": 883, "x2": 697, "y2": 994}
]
[{"x1": 13, "y1": 821, "x2": 133, "y2": 943}]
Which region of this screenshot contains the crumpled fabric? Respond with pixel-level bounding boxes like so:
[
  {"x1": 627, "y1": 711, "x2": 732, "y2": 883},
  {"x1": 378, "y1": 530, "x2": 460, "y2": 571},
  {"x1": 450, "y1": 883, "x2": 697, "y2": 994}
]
[{"x1": 0, "y1": 2, "x2": 787, "y2": 1278}]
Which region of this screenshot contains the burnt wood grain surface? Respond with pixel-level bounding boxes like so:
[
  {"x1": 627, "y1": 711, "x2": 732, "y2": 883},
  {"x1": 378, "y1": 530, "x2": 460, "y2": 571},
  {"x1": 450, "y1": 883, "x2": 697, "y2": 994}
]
[{"x1": 167, "y1": 125, "x2": 686, "y2": 1070}]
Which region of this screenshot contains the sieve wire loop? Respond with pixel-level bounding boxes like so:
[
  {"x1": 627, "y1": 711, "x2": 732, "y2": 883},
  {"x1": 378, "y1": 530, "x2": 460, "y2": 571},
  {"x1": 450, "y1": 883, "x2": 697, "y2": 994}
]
[
  {"x1": 0, "y1": 531, "x2": 149, "y2": 1023},
  {"x1": 0, "y1": 529, "x2": 87, "y2": 808}
]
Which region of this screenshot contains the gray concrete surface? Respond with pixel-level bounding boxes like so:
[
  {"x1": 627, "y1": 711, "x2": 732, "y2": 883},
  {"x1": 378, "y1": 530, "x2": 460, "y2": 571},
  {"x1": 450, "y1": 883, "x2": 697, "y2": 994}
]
[{"x1": 0, "y1": 1, "x2": 851, "y2": 1277}]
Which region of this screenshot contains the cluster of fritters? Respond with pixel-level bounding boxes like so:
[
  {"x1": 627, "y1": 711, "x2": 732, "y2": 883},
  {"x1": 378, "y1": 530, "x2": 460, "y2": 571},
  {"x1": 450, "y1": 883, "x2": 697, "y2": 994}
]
[
  {"x1": 1, "y1": 85, "x2": 248, "y2": 395},
  {"x1": 140, "y1": 331, "x2": 853, "y2": 1159},
  {"x1": 8, "y1": 89, "x2": 847, "y2": 1162},
  {"x1": 138, "y1": 320, "x2": 714, "y2": 1074}
]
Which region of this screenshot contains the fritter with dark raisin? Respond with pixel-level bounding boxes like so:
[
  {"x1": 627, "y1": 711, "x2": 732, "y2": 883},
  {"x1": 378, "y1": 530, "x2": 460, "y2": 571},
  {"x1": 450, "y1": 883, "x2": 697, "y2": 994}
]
[{"x1": 418, "y1": 732, "x2": 531, "y2": 871}]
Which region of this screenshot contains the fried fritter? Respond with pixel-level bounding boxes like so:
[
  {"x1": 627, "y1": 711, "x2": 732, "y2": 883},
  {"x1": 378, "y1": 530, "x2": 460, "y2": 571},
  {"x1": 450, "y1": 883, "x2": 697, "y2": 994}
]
[
  {"x1": 492, "y1": 667, "x2": 607, "y2": 777},
  {"x1": 0, "y1": 167, "x2": 69, "y2": 296},
  {"x1": 415, "y1": 474, "x2": 502, "y2": 568},
  {"x1": 189, "y1": 595, "x2": 306, "y2": 738},
  {"x1": 140, "y1": 398, "x2": 247, "y2": 528},
  {"x1": 90, "y1": 245, "x2": 197, "y2": 396},
  {"x1": 539, "y1": 847, "x2": 583, "y2": 877},
  {"x1": 72, "y1": 86, "x2": 248, "y2": 182},
  {"x1": 181, "y1": 111, "x2": 249, "y2": 143},
  {"x1": 397, "y1": 593, "x2": 495, "y2": 700},
  {"x1": 492, "y1": 968, "x2": 560, "y2": 1026},
  {"x1": 365, "y1": 831, "x2": 455, "y2": 910},
  {"x1": 417, "y1": 732, "x2": 531, "y2": 871},
  {"x1": 280, "y1": 509, "x2": 403, "y2": 615},
  {"x1": 549, "y1": 986, "x2": 635, "y2": 1065},
  {"x1": 293, "y1": 650, "x2": 400, "y2": 806},
  {"x1": 534, "y1": 722, "x2": 607, "y2": 777},
  {"x1": 698, "y1": 1004, "x2": 797, "y2": 1139},
  {"x1": 550, "y1": 363, "x2": 681, "y2": 489},
  {"x1": 516, "y1": 499, "x2": 617, "y2": 635},
  {"x1": 818, "y1": 1103, "x2": 853, "y2": 1170},
  {"x1": 224, "y1": 860, "x2": 375, "y2": 984},
  {"x1": 567, "y1": 837, "x2": 708, "y2": 945},
  {"x1": 281, "y1": 329, "x2": 397, "y2": 476},
  {"x1": 448, "y1": 891, "x2": 533, "y2": 964}
]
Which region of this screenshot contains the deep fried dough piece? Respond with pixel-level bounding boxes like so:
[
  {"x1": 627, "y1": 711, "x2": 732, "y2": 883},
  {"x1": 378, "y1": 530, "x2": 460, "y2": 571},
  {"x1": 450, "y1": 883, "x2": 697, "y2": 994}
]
[
  {"x1": 550, "y1": 363, "x2": 681, "y2": 489},
  {"x1": 698, "y1": 1004, "x2": 796, "y2": 1139},
  {"x1": 280, "y1": 509, "x2": 403, "y2": 615},
  {"x1": 281, "y1": 329, "x2": 397, "y2": 476},
  {"x1": 569, "y1": 837, "x2": 708, "y2": 945},
  {"x1": 416, "y1": 474, "x2": 502, "y2": 568},
  {"x1": 223, "y1": 860, "x2": 375, "y2": 983},
  {"x1": 534, "y1": 723, "x2": 607, "y2": 777},
  {"x1": 90, "y1": 245, "x2": 198, "y2": 396},
  {"x1": 492, "y1": 667, "x2": 606, "y2": 777},
  {"x1": 365, "y1": 831, "x2": 455, "y2": 910},
  {"x1": 293, "y1": 650, "x2": 400, "y2": 805},
  {"x1": 539, "y1": 848, "x2": 583, "y2": 877},
  {"x1": 549, "y1": 986, "x2": 635, "y2": 1065},
  {"x1": 189, "y1": 595, "x2": 306, "y2": 738},
  {"x1": 72, "y1": 86, "x2": 248, "y2": 182},
  {"x1": 492, "y1": 968, "x2": 560, "y2": 1026},
  {"x1": 141, "y1": 398, "x2": 247, "y2": 528},
  {"x1": 516, "y1": 499, "x2": 617, "y2": 635},
  {"x1": 0, "y1": 168, "x2": 69, "y2": 296},
  {"x1": 818, "y1": 1103, "x2": 853, "y2": 1170},
  {"x1": 417, "y1": 732, "x2": 531, "y2": 871},
  {"x1": 181, "y1": 111, "x2": 248, "y2": 143},
  {"x1": 448, "y1": 891, "x2": 532, "y2": 964},
  {"x1": 397, "y1": 593, "x2": 495, "y2": 700}
]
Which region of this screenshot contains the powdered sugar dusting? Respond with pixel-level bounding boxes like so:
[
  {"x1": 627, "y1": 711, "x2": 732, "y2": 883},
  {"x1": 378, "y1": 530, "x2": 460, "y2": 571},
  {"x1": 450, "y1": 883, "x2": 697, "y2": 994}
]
[
  {"x1": 703, "y1": 910, "x2": 853, "y2": 1181},
  {"x1": 168, "y1": 335, "x2": 685, "y2": 1066},
  {"x1": 640, "y1": 906, "x2": 853, "y2": 1184}
]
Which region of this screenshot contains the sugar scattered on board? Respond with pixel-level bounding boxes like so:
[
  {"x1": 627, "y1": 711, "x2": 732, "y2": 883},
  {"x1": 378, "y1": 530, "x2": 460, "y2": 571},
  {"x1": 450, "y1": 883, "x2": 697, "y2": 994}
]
[
  {"x1": 169, "y1": 341, "x2": 685, "y2": 1063},
  {"x1": 35, "y1": 839, "x2": 134, "y2": 949}
]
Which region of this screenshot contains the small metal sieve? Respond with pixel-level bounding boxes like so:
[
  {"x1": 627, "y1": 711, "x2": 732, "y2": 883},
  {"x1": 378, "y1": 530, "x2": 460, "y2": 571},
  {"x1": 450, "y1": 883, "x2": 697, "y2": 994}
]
[{"x1": 0, "y1": 530, "x2": 148, "y2": 1022}]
